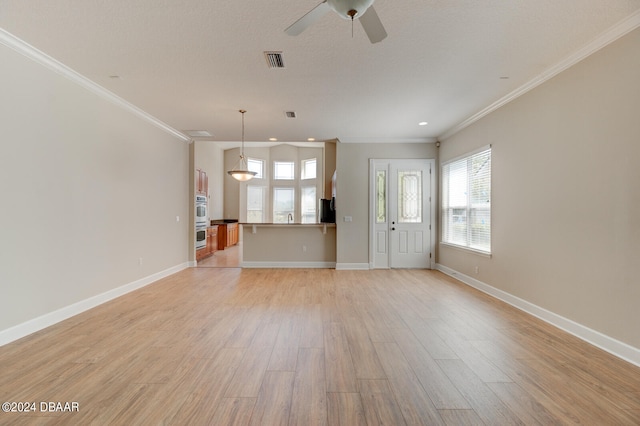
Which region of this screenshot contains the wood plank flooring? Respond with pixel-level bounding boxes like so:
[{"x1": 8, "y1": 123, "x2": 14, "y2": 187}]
[
  {"x1": 197, "y1": 244, "x2": 241, "y2": 268},
  {"x1": 1, "y1": 268, "x2": 640, "y2": 425}
]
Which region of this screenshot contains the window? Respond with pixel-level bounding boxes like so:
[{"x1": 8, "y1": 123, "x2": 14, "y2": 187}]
[
  {"x1": 242, "y1": 148, "x2": 322, "y2": 223},
  {"x1": 247, "y1": 158, "x2": 264, "y2": 179},
  {"x1": 376, "y1": 170, "x2": 386, "y2": 223},
  {"x1": 301, "y1": 186, "x2": 317, "y2": 223},
  {"x1": 274, "y1": 161, "x2": 295, "y2": 180},
  {"x1": 398, "y1": 170, "x2": 422, "y2": 223},
  {"x1": 273, "y1": 187, "x2": 295, "y2": 223},
  {"x1": 301, "y1": 158, "x2": 317, "y2": 180},
  {"x1": 442, "y1": 146, "x2": 491, "y2": 253},
  {"x1": 247, "y1": 186, "x2": 265, "y2": 223}
]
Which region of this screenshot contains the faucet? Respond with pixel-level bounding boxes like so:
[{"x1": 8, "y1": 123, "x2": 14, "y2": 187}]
[{"x1": 287, "y1": 213, "x2": 293, "y2": 224}]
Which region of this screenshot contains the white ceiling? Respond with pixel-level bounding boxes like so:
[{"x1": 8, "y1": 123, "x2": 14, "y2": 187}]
[{"x1": 1, "y1": 0, "x2": 639, "y2": 144}]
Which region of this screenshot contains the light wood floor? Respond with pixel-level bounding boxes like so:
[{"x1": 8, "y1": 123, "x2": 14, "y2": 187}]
[
  {"x1": 1, "y1": 268, "x2": 640, "y2": 425},
  {"x1": 197, "y1": 244, "x2": 241, "y2": 268}
]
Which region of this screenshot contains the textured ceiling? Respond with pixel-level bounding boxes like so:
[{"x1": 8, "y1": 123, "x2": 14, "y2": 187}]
[{"x1": 1, "y1": 0, "x2": 640, "y2": 143}]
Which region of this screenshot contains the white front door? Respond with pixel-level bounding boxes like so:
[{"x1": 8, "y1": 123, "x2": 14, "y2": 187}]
[{"x1": 370, "y1": 159, "x2": 434, "y2": 269}]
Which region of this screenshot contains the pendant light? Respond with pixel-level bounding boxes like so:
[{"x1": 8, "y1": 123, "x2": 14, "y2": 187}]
[{"x1": 227, "y1": 109, "x2": 257, "y2": 182}]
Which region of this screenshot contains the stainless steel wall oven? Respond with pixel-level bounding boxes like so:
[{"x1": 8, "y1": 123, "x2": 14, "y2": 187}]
[
  {"x1": 196, "y1": 194, "x2": 208, "y2": 250},
  {"x1": 196, "y1": 224, "x2": 207, "y2": 250},
  {"x1": 195, "y1": 194, "x2": 208, "y2": 226}
]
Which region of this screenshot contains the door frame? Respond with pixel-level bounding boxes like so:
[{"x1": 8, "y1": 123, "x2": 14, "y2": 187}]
[{"x1": 369, "y1": 158, "x2": 437, "y2": 269}]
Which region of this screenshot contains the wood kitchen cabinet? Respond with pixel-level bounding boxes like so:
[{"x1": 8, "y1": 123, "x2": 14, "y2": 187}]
[
  {"x1": 196, "y1": 225, "x2": 218, "y2": 261},
  {"x1": 196, "y1": 168, "x2": 208, "y2": 196},
  {"x1": 207, "y1": 226, "x2": 218, "y2": 255},
  {"x1": 216, "y1": 222, "x2": 239, "y2": 250},
  {"x1": 195, "y1": 246, "x2": 206, "y2": 261},
  {"x1": 227, "y1": 223, "x2": 238, "y2": 247}
]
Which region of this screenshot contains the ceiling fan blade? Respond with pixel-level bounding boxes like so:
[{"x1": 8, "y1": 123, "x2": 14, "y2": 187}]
[
  {"x1": 359, "y1": 5, "x2": 387, "y2": 44},
  {"x1": 285, "y1": 1, "x2": 331, "y2": 36}
]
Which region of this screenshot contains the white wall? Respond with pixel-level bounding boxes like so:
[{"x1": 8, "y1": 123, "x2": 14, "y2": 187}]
[
  {"x1": 0, "y1": 42, "x2": 190, "y2": 337},
  {"x1": 336, "y1": 142, "x2": 438, "y2": 267},
  {"x1": 195, "y1": 141, "x2": 224, "y2": 220},
  {"x1": 439, "y1": 28, "x2": 640, "y2": 350}
]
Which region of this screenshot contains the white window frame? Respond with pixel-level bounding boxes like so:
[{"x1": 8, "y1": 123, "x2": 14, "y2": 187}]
[
  {"x1": 300, "y1": 185, "x2": 317, "y2": 223},
  {"x1": 301, "y1": 158, "x2": 317, "y2": 180},
  {"x1": 242, "y1": 150, "x2": 323, "y2": 224},
  {"x1": 441, "y1": 145, "x2": 492, "y2": 255},
  {"x1": 274, "y1": 161, "x2": 295, "y2": 180},
  {"x1": 273, "y1": 187, "x2": 296, "y2": 223},
  {"x1": 247, "y1": 158, "x2": 264, "y2": 179}
]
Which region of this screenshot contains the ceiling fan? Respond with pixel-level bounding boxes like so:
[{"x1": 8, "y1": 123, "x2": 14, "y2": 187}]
[{"x1": 285, "y1": 0, "x2": 387, "y2": 44}]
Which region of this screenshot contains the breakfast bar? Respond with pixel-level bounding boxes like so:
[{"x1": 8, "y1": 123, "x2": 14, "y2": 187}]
[{"x1": 241, "y1": 223, "x2": 336, "y2": 268}]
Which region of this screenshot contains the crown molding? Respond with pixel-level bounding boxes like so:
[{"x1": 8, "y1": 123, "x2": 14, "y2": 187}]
[
  {"x1": 338, "y1": 137, "x2": 438, "y2": 144},
  {"x1": 439, "y1": 9, "x2": 640, "y2": 141},
  {"x1": 0, "y1": 28, "x2": 190, "y2": 143}
]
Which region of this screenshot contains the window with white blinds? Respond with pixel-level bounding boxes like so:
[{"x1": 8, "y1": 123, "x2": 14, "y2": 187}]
[{"x1": 441, "y1": 146, "x2": 491, "y2": 253}]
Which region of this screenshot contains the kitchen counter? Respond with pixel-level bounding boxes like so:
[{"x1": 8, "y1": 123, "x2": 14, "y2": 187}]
[
  {"x1": 241, "y1": 222, "x2": 335, "y2": 228},
  {"x1": 240, "y1": 223, "x2": 336, "y2": 268}
]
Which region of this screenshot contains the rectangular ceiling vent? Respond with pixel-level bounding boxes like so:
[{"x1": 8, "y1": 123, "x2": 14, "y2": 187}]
[
  {"x1": 264, "y1": 51, "x2": 285, "y2": 68},
  {"x1": 185, "y1": 130, "x2": 213, "y2": 138},
  {"x1": 285, "y1": 111, "x2": 297, "y2": 118}
]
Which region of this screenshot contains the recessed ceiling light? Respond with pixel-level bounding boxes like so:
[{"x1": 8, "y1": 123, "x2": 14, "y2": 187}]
[
  {"x1": 269, "y1": 138, "x2": 278, "y2": 141},
  {"x1": 418, "y1": 121, "x2": 428, "y2": 126},
  {"x1": 307, "y1": 138, "x2": 315, "y2": 142}
]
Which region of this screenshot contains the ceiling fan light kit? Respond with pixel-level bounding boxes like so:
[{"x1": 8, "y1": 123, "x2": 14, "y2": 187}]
[
  {"x1": 285, "y1": 0, "x2": 387, "y2": 44},
  {"x1": 327, "y1": 0, "x2": 375, "y2": 19},
  {"x1": 227, "y1": 110, "x2": 257, "y2": 182}
]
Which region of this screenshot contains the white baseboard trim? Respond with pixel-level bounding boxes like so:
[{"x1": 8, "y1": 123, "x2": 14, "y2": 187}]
[
  {"x1": 435, "y1": 264, "x2": 640, "y2": 368},
  {"x1": 0, "y1": 262, "x2": 191, "y2": 347},
  {"x1": 335, "y1": 263, "x2": 371, "y2": 270},
  {"x1": 241, "y1": 261, "x2": 336, "y2": 269}
]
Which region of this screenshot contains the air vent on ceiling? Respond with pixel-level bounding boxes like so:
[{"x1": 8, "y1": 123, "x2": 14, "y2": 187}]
[
  {"x1": 185, "y1": 130, "x2": 213, "y2": 138},
  {"x1": 264, "y1": 51, "x2": 285, "y2": 68},
  {"x1": 285, "y1": 111, "x2": 297, "y2": 119}
]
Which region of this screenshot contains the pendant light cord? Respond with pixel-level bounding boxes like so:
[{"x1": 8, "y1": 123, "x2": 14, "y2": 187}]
[{"x1": 240, "y1": 109, "x2": 246, "y2": 164}]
